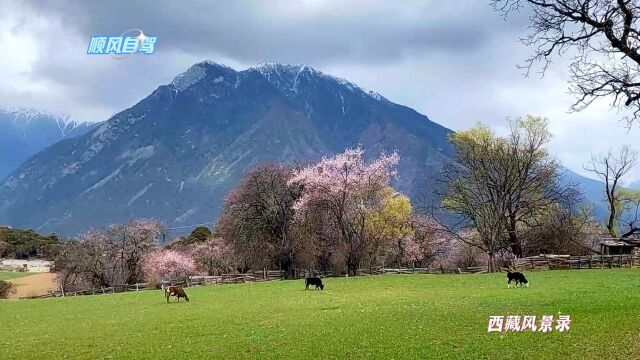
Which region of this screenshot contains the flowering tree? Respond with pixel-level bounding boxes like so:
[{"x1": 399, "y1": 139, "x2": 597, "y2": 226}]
[
  {"x1": 54, "y1": 218, "x2": 164, "y2": 291},
  {"x1": 103, "y1": 218, "x2": 165, "y2": 284},
  {"x1": 143, "y1": 250, "x2": 196, "y2": 283},
  {"x1": 289, "y1": 148, "x2": 399, "y2": 275},
  {"x1": 187, "y1": 238, "x2": 236, "y2": 275}
]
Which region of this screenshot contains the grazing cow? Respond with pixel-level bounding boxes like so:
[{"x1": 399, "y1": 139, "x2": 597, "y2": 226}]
[
  {"x1": 165, "y1": 286, "x2": 190, "y2": 303},
  {"x1": 506, "y1": 270, "x2": 529, "y2": 288},
  {"x1": 305, "y1": 277, "x2": 324, "y2": 290}
]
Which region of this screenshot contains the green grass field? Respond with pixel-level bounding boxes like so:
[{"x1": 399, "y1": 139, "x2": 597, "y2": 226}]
[
  {"x1": 1, "y1": 270, "x2": 639, "y2": 359},
  {"x1": 0, "y1": 271, "x2": 32, "y2": 281}
]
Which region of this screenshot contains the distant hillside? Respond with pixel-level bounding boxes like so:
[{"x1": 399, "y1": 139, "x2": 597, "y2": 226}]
[
  {"x1": 561, "y1": 169, "x2": 609, "y2": 221},
  {"x1": 0, "y1": 226, "x2": 59, "y2": 259},
  {"x1": 0, "y1": 108, "x2": 96, "y2": 181}
]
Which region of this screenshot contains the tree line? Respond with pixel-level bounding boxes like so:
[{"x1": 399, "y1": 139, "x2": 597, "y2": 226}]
[
  {"x1": 51, "y1": 116, "x2": 640, "y2": 290},
  {"x1": 0, "y1": 226, "x2": 59, "y2": 259}
]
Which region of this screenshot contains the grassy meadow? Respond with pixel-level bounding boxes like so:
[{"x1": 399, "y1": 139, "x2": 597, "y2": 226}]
[
  {"x1": 1, "y1": 270, "x2": 639, "y2": 359},
  {"x1": 0, "y1": 271, "x2": 33, "y2": 281}
]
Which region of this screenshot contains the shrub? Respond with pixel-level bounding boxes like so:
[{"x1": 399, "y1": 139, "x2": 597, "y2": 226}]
[
  {"x1": 146, "y1": 273, "x2": 161, "y2": 290},
  {"x1": 0, "y1": 280, "x2": 16, "y2": 299}
]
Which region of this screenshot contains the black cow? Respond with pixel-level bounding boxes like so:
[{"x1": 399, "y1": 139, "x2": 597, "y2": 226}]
[
  {"x1": 305, "y1": 277, "x2": 324, "y2": 290},
  {"x1": 506, "y1": 271, "x2": 529, "y2": 288}
]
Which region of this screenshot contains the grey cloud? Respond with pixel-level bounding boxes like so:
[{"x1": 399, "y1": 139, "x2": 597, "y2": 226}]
[
  {"x1": 27, "y1": 0, "x2": 527, "y2": 65},
  {"x1": 2, "y1": 0, "x2": 638, "y2": 181}
]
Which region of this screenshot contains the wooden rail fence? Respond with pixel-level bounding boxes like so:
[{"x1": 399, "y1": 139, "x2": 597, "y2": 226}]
[
  {"x1": 513, "y1": 254, "x2": 640, "y2": 271},
  {"x1": 16, "y1": 255, "x2": 639, "y2": 300}
]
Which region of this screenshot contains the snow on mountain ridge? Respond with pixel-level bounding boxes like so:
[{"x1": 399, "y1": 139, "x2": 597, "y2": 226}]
[
  {"x1": 170, "y1": 64, "x2": 208, "y2": 91},
  {"x1": 166, "y1": 61, "x2": 389, "y2": 102},
  {"x1": 250, "y1": 61, "x2": 388, "y2": 101},
  {"x1": 0, "y1": 107, "x2": 91, "y2": 137}
]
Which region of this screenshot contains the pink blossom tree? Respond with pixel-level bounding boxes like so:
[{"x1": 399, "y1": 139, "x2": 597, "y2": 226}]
[
  {"x1": 187, "y1": 238, "x2": 236, "y2": 275},
  {"x1": 54, "y1": 218, "x2": 165, "y2": 290},
  {"x1": 289, "y1": 147, "x2": 399, "y2": 276},
  {"x1": 142, "y1": 250, "x2": 196, "y2": 283}
]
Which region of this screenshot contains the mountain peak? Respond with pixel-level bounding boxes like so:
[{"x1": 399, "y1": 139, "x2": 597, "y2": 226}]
[
  {"x1": 248, "y1": 61, "x2": 387, "y2": 102},
  {"x1": 1, "y1": 107, "x2": 70, "y2": 125},
  {"x1": 168, "y1": 60, "x2": 388, "y2": 102},
  {"x1": 0, "y1": 61, "x2": 449, "y2": 234},
  {"x1": 170, "y1": 61, "x2": 237, "y2": 92}
]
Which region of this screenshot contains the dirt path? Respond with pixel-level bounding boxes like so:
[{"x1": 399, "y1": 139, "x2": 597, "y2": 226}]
[{"x1": 7, "y1": 273, "x2": 57, "y2": 299}]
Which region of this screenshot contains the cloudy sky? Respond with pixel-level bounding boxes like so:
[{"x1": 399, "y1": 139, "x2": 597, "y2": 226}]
[{"x1": 1, "y1": 0, "x2": 639, "y2": 183}]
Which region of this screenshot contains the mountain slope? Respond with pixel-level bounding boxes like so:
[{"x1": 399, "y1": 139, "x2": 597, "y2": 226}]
[
  {"x1": 561, "y1": 168, "x2": 608, "y2": 220},
  {"x1": 0, "y1": 108, "x2": 96, "y2": 181},
  {"x1": 0, "y1": 62, "x2": 454, "y2": 235}
]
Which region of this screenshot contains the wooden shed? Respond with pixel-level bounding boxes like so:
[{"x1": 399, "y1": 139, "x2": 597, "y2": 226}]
[{"x1": 600, "y1": 239, "x2": 640, "y2": 255}]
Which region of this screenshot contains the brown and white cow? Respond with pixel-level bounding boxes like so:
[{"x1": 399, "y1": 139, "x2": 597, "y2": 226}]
[{"x1": 165, "y1": 286, "x2": 190, "y2": 303}]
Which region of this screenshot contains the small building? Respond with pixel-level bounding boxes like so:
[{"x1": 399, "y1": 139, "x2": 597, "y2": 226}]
[
  {"x1": 0, "y1": 258, "x2": 52, "y2": 272},
  {"x1": 599, "y1": 239, "x2": 640, "y2": 255}
]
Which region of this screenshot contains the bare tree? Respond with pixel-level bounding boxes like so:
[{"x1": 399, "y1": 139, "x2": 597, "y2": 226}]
[
  {"x1": 217, "y1": 164, "x2": 301, "y2": 278},
  {"x1": 521, "y1": 203, "x2": 599, "y2": 255},
  {"x1": 54, "y1": 219, "x2": 164, "y2": 291},
  {"x1": 493, "y1": 0, "x2": 640, "y2": 127},
  {"x1": 585, "y1": 146, "x2": 639, "y2": 237}
]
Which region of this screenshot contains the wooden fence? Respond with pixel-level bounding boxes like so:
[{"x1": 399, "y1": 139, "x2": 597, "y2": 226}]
[
  {"x1": 27, "y1": 270, "x2": 288, "y2": 300},
  {"x1": 18, "y1": 266, "x2": 491, "y2": 300},
  {"x1": 513, "y1": 254, "x2": 640, "y2": 271},
  {"x1": 20, "y1": 255, "x2": 638, "y2": 300}
]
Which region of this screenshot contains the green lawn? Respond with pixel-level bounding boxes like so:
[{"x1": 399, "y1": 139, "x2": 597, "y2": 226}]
[
  {"x1": 0, "y1": 271, "x2": 32, "y2": 281},
  {"x1": 1, "y1": 270, "x2": 639, "y2": 359}
]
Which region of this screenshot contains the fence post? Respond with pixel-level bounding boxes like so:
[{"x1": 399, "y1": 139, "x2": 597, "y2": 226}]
[
  {"x1": 543, "y1": 254, "x2": 550, "y2": 270},
  {"x1": 589, "y1": 255, "x2": 592, "y2": 269}
]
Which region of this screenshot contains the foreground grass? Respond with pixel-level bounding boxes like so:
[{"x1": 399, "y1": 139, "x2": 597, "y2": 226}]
[
  {"x1": 0, "y1": 271, "x2": 33, "y2": 281},
  {"x1": 1, "y1": 270, "x2": 639, "y2": 359}
]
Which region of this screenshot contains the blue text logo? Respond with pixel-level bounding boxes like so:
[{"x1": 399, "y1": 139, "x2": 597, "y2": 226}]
[{"x1": 87, "y1": 29, "x2": 157, "y2": 59}]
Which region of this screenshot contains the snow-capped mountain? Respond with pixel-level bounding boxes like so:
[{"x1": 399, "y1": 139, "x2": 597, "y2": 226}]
[
  {"x1": 0, "y1": 61, "x2": 454, "y2": 234},
  {"x1": 0, "y1": 61, "x2": 608, "y2": 235},
  {"x1": 0, "y1": 108, "x2": 97, "y2": 181}
]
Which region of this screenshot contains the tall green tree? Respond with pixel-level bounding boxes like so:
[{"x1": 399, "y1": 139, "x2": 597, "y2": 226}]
[{"x1": 436, "y1": 116, "x2": 579, "y2": 269}]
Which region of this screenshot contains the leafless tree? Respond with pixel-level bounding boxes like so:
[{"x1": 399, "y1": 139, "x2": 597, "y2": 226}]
[
  {"x1": 217, "y1": 164, "x2": 302, "y2": 278},
  {"x1": 493, "y1": 0, "x2": 640, "y2": 127},
  {"x1": 54, "y1": 219, "x2": 164, "y2": 291},
  {"x1": 584, "y1": 146, "x2": 639, "y2": 237},
  {"x1": 521, "y1": 204, "x2": 599, "y2": 255}
]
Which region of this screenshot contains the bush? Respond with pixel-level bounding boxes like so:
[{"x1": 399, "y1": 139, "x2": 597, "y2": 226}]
[
  {"x1": 146, "y1": 274, "x2": 161, "y2": 290},
  {"x1": 0, "y1": 280, "x2": 16, "y2": 299}
]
